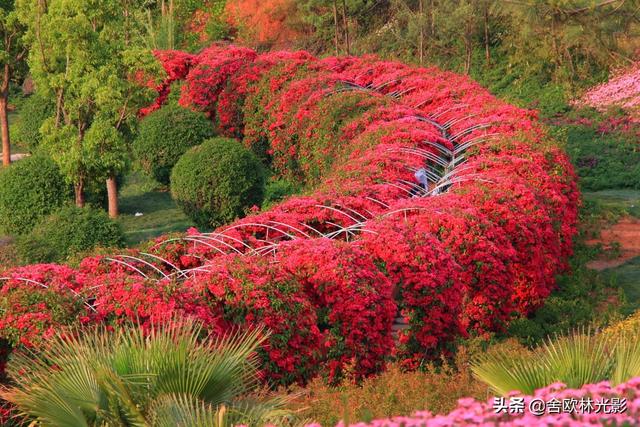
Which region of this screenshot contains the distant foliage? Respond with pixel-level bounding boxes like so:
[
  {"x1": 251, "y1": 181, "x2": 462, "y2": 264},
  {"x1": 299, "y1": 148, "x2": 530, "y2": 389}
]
[
  {"x1": 12, "y1": 93, "x2": 54, "y2": 152},
  {"x1": 0, "y1": 154, "x2": 68, "y2": 235},
  {"x1": 225, "y1": 0, "x2": 300, "y2": 48},
  {"x1": 170, "y1": 137, "x2": 265, "y2": 228},
  {"x1": 133, "y1": 104, "x2": 215, "y2": 185},
  {"x1": 263, "y1": 178, "x2": 300, "y2": 209},
  {"x1": 16, "y1": 205, "x2": 125, "y2": 264}
]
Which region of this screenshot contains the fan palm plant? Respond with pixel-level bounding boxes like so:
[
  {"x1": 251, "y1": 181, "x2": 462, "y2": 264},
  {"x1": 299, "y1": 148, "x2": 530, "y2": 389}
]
[
  {"x1": 0, "y1": 319, "x2": 295, "y2": 426},
  {"x1": 472, "y1": 329, "x2": 640, "y2": 396}
]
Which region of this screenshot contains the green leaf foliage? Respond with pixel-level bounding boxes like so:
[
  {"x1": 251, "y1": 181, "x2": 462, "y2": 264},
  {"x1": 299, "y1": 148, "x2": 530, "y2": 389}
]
[
  {"x1": 15, "y1": 0, "x2": 163, "y2": 200},
  {"x1": 472, "y1": 330, "x2": 640, "y2": 396},
  {"x1": 11, "y1": 92, "x2": 54, "y2": 152},
  {"x1": 0, "y1": 154, "x2": 69, "y2": 235},
  {"x1": 1, "y1": 319, "x2": 295, "y2": 426},
  {"x1": 16, "y1": 204, "x2": 125, "y2": 263},
  {"x1": 170, "y1": 137, "x2": 266, "y2": 229},
  {"x1": 133, "y1": 104, "x2": 215, "y2": 186}
]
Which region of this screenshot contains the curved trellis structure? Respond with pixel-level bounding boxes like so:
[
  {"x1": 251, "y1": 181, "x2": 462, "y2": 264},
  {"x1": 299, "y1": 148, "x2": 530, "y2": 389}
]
[{"x1": 0, "y1": 45, "x2": 579, "y2": 385}]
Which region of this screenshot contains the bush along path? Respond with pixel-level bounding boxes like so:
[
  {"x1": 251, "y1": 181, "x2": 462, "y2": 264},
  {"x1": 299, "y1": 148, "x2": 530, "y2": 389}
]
[{"x1": 0, "y1": 45, "x2": 579, "y2": 388}]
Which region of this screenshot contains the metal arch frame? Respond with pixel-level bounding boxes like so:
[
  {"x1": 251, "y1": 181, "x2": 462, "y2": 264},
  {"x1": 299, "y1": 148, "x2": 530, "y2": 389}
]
[
  {"x1": 89, "y1": 75, "x2": 501, "y2": 283},
  {"x1": 0, "y1": 276, "x2": 97, "y2": 313}
]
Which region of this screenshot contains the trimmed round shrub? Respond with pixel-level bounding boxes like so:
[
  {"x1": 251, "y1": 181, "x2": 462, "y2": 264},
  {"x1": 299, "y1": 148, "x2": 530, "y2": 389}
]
[
  {"x1": 171, "y1": 137, "x2": 266, "y2": 228},
  {"x1": 13, "y1": 93, "x2": 54, "y2": 152},
  {"x1": 133, "y1": 104, "x2": 215, "y2": 185},
  {"x1": 16, "y1": 205, "x2": 125, "y2": 264},
  {"x1": 0, "y1": 154, "x2": 68, "y2": 235}
]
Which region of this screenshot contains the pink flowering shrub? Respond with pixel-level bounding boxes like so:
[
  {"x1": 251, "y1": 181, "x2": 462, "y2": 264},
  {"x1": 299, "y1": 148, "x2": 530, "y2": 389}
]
[
  {"x1": 0, "y1": 45, "x2": 579, "y2": 388},
  {"x1": 580, "y1": 62, "x2": 640, "y2": 113}
]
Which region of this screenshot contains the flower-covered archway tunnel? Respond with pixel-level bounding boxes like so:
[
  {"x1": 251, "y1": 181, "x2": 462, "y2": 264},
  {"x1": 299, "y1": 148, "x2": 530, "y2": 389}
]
[{"x1": 0, "y1": 44, "x2": 579, "y2": 384}]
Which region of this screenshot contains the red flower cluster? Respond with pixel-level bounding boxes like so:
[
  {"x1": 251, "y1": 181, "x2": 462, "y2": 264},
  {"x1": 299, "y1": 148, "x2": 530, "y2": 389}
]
[{"x1": 0, "y1": 45, "x2": 579, "y2": 385}]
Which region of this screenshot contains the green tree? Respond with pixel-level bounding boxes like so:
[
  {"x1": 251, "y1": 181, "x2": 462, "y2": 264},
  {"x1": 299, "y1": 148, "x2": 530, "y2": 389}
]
[
  {"x1": 296, "y1": 0, "x2": 380, "y2": 54},
  {"x1": 141, "y1": 0, "x2": 228, "y2": 52},
  {"x1": 390, "y1": 0, "x2": 500, "y2": 71},
  {"x1": 0, "y1": 0, "x2": 25, "y2": 167},
  {"x1": 504, "y1": 0, "x2": 639, "y2": 85},
  {"x1": 16, "y1": 0, "x2": 161, "y2": 216}
]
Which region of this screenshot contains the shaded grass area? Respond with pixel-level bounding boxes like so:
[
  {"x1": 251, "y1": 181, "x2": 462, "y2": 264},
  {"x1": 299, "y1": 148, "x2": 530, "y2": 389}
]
[
  {"x1": 601, "y1": 257, "x2": 640, "y2": 315},
  {"x1": 118, "y1": 171, "x2": 194, "y2": 246},
  {"x1": 563, "y1": 123, "x2": 640, "y2": 192},
  {"x1": 583, "y1": 189, "x2": 640, "y2": 219}
]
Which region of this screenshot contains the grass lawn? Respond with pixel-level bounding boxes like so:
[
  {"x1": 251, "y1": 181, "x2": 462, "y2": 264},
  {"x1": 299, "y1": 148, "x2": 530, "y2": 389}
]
[
  {"x1": 583, "y1": 189, "x2": 640, "y2": 218},
  {"x1": 118, "y1": 171, "x2": 194, "y2": 246},
  {"x1": 601, "y1": 256, "x2": 640, "y2": 315}
]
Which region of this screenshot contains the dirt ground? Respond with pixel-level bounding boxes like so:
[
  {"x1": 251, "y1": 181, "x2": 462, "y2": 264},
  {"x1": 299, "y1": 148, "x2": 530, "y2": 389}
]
[{"x1": 587, "y1": 216, "x2": 640, "y2": 270}]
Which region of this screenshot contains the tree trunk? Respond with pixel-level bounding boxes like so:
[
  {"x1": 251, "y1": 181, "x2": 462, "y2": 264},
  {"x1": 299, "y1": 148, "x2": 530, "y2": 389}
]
[
  {"x1": 1, "y1": 64, "x2": 11, "y2": 167},
  {"x1": 106, "y1": 174, "x2": 118, "y2": 218},
  {"x1": 341, "y1": 0, "x2": 350, "y2": 55},
  {"x1": 464, "y1": 34, "x2": 472, "y2": 74},
  {"x1": 429, "y1": 0, "x2": 435, "y2": 38},
  {"x1": 484, "y1": 4, "x2": 490, "y2": 65},
  {"x1": 418, "y1": 0, "x2": 424, "y2": 65},
  {"x1": 0, "y1": 99, "x2": 10, "y2": 167},
  {"x1": 333, "y1": 0, "x2": 340, "y2": 55},
  {"x1": 551, "y1": 17, "x2": 562, "y2": 82},
  {"x1": 74, "y1": 179, "x2": 85, "y2": 208}
]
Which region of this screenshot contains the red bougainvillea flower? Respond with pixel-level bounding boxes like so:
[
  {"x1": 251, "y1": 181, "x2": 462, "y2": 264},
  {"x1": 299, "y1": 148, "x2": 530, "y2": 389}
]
[{"x1": 0, "y1": 44, "x2": 579, "y2": 388}]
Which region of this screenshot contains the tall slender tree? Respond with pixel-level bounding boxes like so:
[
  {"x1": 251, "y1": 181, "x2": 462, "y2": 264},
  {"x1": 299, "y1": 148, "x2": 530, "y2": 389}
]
[{"x1": 0, "y1": 0, "x2": 25, "y2": 167}]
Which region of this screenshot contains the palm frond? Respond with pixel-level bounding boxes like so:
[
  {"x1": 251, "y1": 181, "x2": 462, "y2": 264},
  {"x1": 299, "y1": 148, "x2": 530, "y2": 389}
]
[
  {"x1": 149, "y1": 394, "x2": 229, "y2": 427},
  {"x1": 471, "y1": 351, "x2": 551, "y2": 395},
  {"x1": 472, "y1": 329, "x2": 616, "y2": 396},
  {"x1": 1, "y1": 317, "x2": 282, "y2": 426},
  {"x1": 612, "y1": 332, "x2": 640, "y2": 385}
]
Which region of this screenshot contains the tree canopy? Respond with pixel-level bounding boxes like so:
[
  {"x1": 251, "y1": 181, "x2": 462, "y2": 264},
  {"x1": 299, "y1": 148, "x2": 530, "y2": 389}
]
[{"x1": 16, "y1": 0, "x2": 162, "y2": 207}]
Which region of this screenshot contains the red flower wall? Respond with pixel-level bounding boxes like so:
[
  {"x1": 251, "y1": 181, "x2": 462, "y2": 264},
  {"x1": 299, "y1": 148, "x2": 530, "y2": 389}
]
[{"x1": 0, "y1": 45, "x2": 579, "y2": 387}]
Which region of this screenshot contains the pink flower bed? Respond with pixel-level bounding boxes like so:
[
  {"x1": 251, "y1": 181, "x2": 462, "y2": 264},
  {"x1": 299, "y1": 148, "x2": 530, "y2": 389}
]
[
  {"x1": 580, "y1": 62, "x2": 640, "y2": 113},
  {"x1": 320, "y1": 377, "x2": 640, "y2": 426}
]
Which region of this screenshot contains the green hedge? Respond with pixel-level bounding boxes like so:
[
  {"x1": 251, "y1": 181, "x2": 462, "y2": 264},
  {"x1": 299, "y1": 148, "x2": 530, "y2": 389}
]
[
  {"x1": 133, "y1": 104, "x2": 215, "y2": 185},
  {"x1": 0, "y1": 154, "x2": 69, "y2": 235},
  {"x1": 171, "y1": 137, "x2": 266, "y2": 228},
  {"x1": 16, "y1": 205, "x2": 125, "y2": 264}
]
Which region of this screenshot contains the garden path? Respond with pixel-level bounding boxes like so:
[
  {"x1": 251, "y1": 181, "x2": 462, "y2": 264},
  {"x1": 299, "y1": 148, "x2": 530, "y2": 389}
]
[{"x1": 587, "y1": 216, "x2": 640, "y2": 270}]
